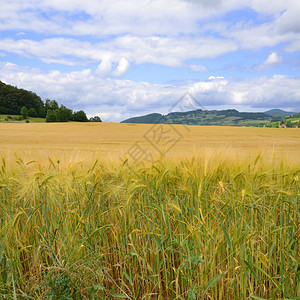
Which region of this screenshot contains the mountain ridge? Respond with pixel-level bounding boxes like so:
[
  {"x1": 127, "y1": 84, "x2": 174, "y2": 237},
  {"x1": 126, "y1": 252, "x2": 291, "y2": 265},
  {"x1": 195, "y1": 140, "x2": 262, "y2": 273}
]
[
  {"x1": 121, "y1": 108, "x2": 298, "y2": 127},
  {"x1": 264, "y1": 109, "x2": 297, "y2": 118}
]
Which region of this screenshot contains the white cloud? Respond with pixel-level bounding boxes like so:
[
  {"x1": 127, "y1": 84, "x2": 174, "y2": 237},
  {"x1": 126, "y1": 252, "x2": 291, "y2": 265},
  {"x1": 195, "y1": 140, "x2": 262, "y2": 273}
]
[
  {"x1": 112, "y1": 57, "x2": 130, "y2": 77},
  {"x1": 0, "y1": 0, "x2": 299, "y2": 71},
  {"x1": 220, "y1": 22, "x2": 288, "y2": 50},
  {"x1": 208, "y1": 76, "x2": 225, "y2": 80},
  {"x1": 231, "y1": 91, "x2": 248, "y2": 104},
  {"x1": 0, "y1": 62, "x2": 299, "y2": 121},
  {"x1": 247, "y1": 0, "x2": 292, "y2": 15},
  {"x1": 276, "y1": 2, "x2": 300, "y2": 34},
  {"x1": 264, "y1": 52, "x2": 282, "y2": 65},
  {"x1": 0, "y1": 36, "x2": 238, "y2": 68},
  {"x1": 228, "y1": 75, "x2": 300, "y2": 109},
  {"x1": 0, "y1": 0, "x2": 201, "y2": 37},
  {"x1": 0, "y1": 0, "x2": 299, "y2": 121},
  {"x1": 96, "y1": 57, "x2": 112, "y2": 77},
  {"x1": 256, "y1": 52, "x2": 283, "y2": 70},
  {"x1": 283, "y1": 32, "x2": 300, "y2": 52}
]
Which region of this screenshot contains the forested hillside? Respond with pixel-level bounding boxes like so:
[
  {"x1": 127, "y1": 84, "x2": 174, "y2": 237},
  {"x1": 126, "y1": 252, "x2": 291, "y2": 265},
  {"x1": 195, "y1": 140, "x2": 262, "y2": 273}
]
[
  {"x1": 0, "y1": 81, "x2": 101, "y2": 122},
  {"x1": 122, "y1": 109, "x2": 275, "y2": 126},
  {"x1": 0, "y1": 81, "x2": 45, "y2": 117},
  {"x1": 265, "y1": 112, "x2": 300, "y2": 128}
]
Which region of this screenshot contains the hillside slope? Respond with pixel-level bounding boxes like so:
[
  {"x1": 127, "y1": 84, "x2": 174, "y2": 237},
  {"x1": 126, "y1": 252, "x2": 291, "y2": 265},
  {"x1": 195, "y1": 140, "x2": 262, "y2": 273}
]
[
  {"x1": 265, "y1": 113, "x2": 300, "y2": 128},
  {"x1": 0, "y1": 80, "x2": 93, "y2": 122},
  {"x1": 0, "y1": 80, "x2": 45, "y2": 116},
  {"x1": 121, "y1": 109, "x2": 275, "y2": 126},
  {"x1": 264, "y1": 109, "x2": 297, "y2": 118},
  {"x1": 121, "y1": 113, "x2": 163, "y2": 124}
]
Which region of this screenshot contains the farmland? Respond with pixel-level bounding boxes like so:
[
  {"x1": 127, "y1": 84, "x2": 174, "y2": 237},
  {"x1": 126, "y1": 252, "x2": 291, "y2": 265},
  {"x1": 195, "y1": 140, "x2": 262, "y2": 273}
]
[
  {"x1": 0, "y1": 123, "x2": 299, "y2": 299},
  {"x1": 1, "y1": 122, "x2": 300, "y2": 161}
]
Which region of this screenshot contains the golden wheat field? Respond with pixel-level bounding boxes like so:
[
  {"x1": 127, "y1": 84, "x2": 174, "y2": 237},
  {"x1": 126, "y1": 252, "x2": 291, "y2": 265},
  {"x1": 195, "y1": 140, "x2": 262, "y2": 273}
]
[
  {"x1": 1, "y1": 122, "x2": 300, "y2": 162},
  {"x1": 0, "y1": 122, "x2": 299, "y2": 299}
]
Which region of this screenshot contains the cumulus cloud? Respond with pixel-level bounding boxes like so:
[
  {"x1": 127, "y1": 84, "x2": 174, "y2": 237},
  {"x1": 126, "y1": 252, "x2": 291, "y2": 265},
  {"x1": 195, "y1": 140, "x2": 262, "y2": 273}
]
[
  {"x1": 112, "y1": 57, "x2": 130, "y2": 77},
  {"x1": 0, "y1": 63, "x2": 299, "y2": 122},
  {"x1": 256, "y1": 52, "x2": 283, "y2": 70},
  {"x1": 0, "y1": 0, "x2": 299, "y2": 121},
  {"x1": 96, "y1": 57, "x2": 112, "y2": 77},
  {"x1": 0, "y1": 36, "x2": 238, "y2": 68},
  {"x1": 264, "y1": 52, "x2": 283, "y2": 65},
  {"x1": 0, "y1": 0, "x2": 200, "y2": 36},
  {"x1": 0, "y1": 0, "x2": 299, "y2": 72},
  {"x1": 0, "y1": 0, "x2": 299, "y2": 62}
]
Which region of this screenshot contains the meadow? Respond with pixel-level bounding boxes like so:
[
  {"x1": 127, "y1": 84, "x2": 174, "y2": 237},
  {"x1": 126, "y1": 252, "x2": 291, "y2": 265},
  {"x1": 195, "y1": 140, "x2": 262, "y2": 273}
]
[
  {"x1": 0, "y1": 115, "x2": 46, "y2": 124},
  {"x1": 0, "y1": 123, "x2": 299, "y2": 299}
]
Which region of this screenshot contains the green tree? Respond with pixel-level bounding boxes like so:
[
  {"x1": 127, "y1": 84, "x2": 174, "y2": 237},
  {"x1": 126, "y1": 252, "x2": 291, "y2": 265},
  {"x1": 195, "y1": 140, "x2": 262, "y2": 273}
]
[
  {"x1": 73, "y1": 110, "x2": 88, "y2": 122},
  {"x1": 46, "y1": 109, "x2": 57, "y2": 122},
  {"x1": 20, "y1": 106, "x2": 28, "y2": 119},
  {"x1": 28, "y1": 108, "x2": 37, "y2": 117},
  {"x1": 0, "y1": 81, "x2": 44, "y2": 116},
  {"x1": 45, "y1": 99, "x2": 59, "y2": 111},
  {"x1": 67, "y1": 109, "x2": 74, "y2": 121},
  {"x1": 54, "y1": 105, "x2": 74, "y2": 122},
  {"x1": 89, "y1": 116, "x2": 102, "y2": 122}
]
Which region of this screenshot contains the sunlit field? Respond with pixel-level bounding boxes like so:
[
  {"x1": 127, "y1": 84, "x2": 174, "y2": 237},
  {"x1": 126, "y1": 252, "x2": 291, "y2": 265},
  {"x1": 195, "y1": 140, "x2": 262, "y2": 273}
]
[
  {"x1": 0, "y1": 123, "x2": 299, "y2": 299},
  {"x1": 1, "y1": 122, "x2": 300, "y2": 162}
]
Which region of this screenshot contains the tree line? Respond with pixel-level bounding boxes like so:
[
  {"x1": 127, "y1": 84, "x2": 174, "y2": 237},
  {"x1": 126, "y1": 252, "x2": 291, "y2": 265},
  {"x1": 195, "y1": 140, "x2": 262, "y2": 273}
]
[{"x1": 0, "y1": 81, "x2": 101, "y2": 122}]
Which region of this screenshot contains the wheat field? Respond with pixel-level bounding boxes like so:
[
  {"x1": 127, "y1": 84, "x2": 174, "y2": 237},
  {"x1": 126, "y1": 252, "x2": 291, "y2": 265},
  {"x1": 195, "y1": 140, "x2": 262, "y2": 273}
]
[{"x1": 0, "y1": 123, "x2": 299, "y2": 299}]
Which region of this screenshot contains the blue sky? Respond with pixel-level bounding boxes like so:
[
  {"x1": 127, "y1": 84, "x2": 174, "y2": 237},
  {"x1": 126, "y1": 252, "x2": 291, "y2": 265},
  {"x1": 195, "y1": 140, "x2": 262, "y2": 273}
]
[{"x1": 0, "y1": 0, "x2": 300, "y2": 121}]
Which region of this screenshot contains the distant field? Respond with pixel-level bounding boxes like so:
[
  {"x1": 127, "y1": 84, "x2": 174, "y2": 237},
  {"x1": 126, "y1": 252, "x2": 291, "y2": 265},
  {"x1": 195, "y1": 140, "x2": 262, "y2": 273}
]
[
  {"x1": 0, "y1": 122, "x2": 299, "y2": 163},
  {"x1": 0, "y1": 122, "x2": 299, "y2": 299},
  {"x1": 0, "y1": 114, "x2": 45, "y2": 123}
]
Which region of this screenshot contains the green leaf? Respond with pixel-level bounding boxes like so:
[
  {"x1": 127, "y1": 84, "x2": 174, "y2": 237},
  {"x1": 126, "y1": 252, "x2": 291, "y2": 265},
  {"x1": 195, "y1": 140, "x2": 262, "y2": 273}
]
[
  {"x1": 203, "y1": 273, "x2": 225, "y2": 295},
  {"x1": 244, "y1": 260, "x2": 260, "y2": 280},
  {"x1": 221, "y1": 221, "x2": 232, "y2": 249},
  {"x1": 188, "y1": 285, "x2": 197, "y2": 300},
  {"x1": 250, "y1": 295, "x2": 267, "y2": 300},
  {"x1": 110, "y1": 293, "x2": 129, "y2": 298}
]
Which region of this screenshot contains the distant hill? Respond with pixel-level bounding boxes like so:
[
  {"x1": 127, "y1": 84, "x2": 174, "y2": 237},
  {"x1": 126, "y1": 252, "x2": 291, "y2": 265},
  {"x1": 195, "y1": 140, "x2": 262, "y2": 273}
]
[
  {"x1": 121, "y1": 113, "x2": 163, "y2": 124},
  {"x1": 121, "y1": 109, "x2": 276, "y2": 126},
  {"x1": 264, "y1": 109, "x2": 297, "y2": 118},
  {"x1": 265, "y1": 112, "x2": 300, "y2": 128},
  {"x1": 0, "y1": 80, "x2": 96, "y2": 122},
  {"x1": 0, "y1": 80, "x2": 45, "y2": 117}
]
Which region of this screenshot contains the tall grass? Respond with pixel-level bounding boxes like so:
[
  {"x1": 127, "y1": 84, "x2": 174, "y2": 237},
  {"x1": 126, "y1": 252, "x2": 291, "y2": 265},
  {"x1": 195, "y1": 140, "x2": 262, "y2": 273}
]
[{"x1": 0, "y1": 153, "x2": 299, "y2": 299}]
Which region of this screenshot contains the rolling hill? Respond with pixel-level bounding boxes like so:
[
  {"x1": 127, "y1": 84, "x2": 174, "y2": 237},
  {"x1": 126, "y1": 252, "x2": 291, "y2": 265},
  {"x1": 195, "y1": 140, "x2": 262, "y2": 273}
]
[
  {"x1": 0, "y1": 80, "x2": 94, "y2": 122},
  {"x1": 121, "y1": 109, "x2": 278, "y2": 126},
  {"x1": 264, "y1": 109, "x2": 297, "y2": 118}
]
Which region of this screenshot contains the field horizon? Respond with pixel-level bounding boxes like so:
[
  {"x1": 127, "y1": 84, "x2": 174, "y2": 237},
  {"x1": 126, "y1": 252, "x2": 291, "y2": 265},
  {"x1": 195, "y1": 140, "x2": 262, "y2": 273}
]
[{"x1": 0, "y1": 122, "x2": 299, "y2": 164}]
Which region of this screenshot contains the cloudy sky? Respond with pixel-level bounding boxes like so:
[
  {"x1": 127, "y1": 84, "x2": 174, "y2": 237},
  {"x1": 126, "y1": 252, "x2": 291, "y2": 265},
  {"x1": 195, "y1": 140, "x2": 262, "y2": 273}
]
[{"x1": 0, "y1": 0, "x2": 300, "y2": 121}]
